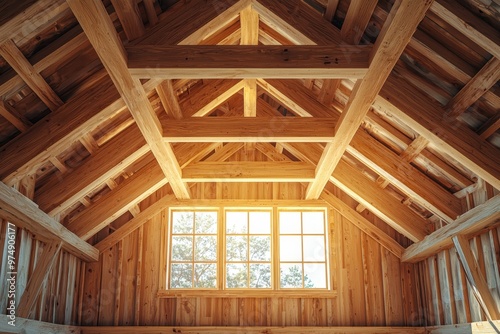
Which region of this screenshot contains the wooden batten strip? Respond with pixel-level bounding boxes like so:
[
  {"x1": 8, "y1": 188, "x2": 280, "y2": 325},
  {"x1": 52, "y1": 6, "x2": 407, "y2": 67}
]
[{"x1": 17, "y1": 240, "x2": 63, "y2": 318}]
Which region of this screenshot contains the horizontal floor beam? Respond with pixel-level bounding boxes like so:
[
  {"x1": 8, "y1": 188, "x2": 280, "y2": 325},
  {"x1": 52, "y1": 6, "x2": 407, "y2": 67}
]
[{"x1": 128, "y1": 45, "x2": 370, "y2": 79}]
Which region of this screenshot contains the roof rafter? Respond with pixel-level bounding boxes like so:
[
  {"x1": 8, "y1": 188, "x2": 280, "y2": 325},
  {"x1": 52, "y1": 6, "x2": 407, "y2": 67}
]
[
  {"x1": 306, "y1": 0, "x2": 434, "y2": 199},
  {"x1": 67, "y1": 0, "x2": 191, "y2": 199}
]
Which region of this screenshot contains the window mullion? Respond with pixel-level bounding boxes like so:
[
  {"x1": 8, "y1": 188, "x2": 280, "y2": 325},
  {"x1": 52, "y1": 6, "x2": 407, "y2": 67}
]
[
  {"x1": 272, "y1": 206, "x2": 279, "y2": 290},
  {"x1": 218, "y1": 207, "x2": 224, "y2": 290}
]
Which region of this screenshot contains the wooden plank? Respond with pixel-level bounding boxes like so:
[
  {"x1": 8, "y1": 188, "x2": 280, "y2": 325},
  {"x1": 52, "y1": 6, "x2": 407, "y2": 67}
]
[
  {"x1": 379, "y1": 69, "x2": 500, "y2": 190},
  {"x1": 320, "y1": 188, "x2": 404, "y2": 258},
  {"x1": 135, "y1": 0, "x2": 242, "y2": 46},
  {"x1": 252, "y1": 0, "x2": 342, "y2": 45},
  {"x1": 306, "y1": 0, "x2": 434, "y2": 199},
  {"x1": 182, "y1": 161, "x2": 315, "y2": 182},
  {"x1": 0, "y1": 72, "x2": 121, "y2": 184},
  {"x1": 34, "y1": 124, "x2": 149, "y2": 216},
  {"x1": 80, "y1": 326, "x2": 426, "y2": 333},
  {"x1": 0, "y1": 39, "x2": 63, "y2": 111},
  {"x1": 478, "y1": 113, "x2": 500, "y2": 140},
  {"x1": 17, "y1": 240, "x2": 63, "y2": 318},
  {"x1": 430, "y1": 0, "x2": 500, "y2": 59},
  {"x1": 110, "y1": 0, "x2": 145, "y2": 41},
  {"x1": 341, "y1": 0, "x2": 378, "y2": 44},
  {"x1": 244, "y1": 79, "x2": 257, "y2": 117},
  {"x1": 68, "y1": 0, "x2": 190, "y2": 199},
  {"x1": 428, "y1": 321, "x2": 500, "y2": 333},
  {"x1": 64, "y1": 155, "x2": 167, "y2": 240},
  {"x1": 402, "y1": 195, "x2": 500, "y2": 263},
  {"x1": 162, "y1": 117, "x2": 336, "y2": 142},
  {"x1": 453, "y1": 235, "x2": 500, "y2": 320},
  {"x1": 127, "y1": 45, "x2": 370, "y2": 79},
  {"x1": 348, "y1": 129, "x2": 462, "y2": 221},
  {"x1": 0, "y1": 0, "x2": 69, "y2": 46},
  {"x1": 0, "y1": 182, "x2": 98, "y2": 262},
  {"x1": 0, "y1": 314, "x2": 79, "y2": 334},
  {"x1": 156, "y1": 80, "x2": 183, "y2": 119},
  {"x1": 446, "y1": 57, "x2": 500, "y2": 119}
]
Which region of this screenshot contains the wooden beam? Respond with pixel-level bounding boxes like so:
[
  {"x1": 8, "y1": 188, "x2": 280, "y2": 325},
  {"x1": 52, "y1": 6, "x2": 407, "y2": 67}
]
[
  {"x1": 143, "y1": 0, "x2": 158, "y2": 26},
  {"x1": 348, "y1": 129, "x2": 463, "y2": 221},
  {"x1": 0, "y1": 72, "x2": 122, "y2": 184},
  {"x1": 80, "y1": 326, "x2": 426, "y2": 334},
  {"x1": 64, "y1": 154, "x2": 167, "y2": 240},
  {"x1": 183, "y1": 80, "x2": 246, "y2": 117},
  {"x1": 453, "y1": 234, "x2": 500, "y2": 320},
  {"x1": 110, "y1": 0, "x2": 145, "y2": 41},
  {"x1": 380, "y1": 68, "x2": 500, "y2": 190},
  {"x1": 341, "y1": 0, "x2": 378, "y2": 44},
  {"x1": 240, "y1": 6, "x2": 259, "y2": 45},
  {"x1": 67, "y1": 0, "x2": 191, "y2": 199},
  {"x1": 478, "y1": 113, "x2": 500, "y2": 140},
  {"x1": 402, "y1": 195, "x2": 500, "y2": 263},
  {"x1": 127, "y1": 45, "x2": 370, "y2": 79},
  {"x1": 0, "y1": 100, "x2": 31, "y2": 132},
  {"x1": 17, "y1": 240, "x2": 62, "y2": 318},
  {"x1": 162, "y1": 117, "x2": 336, "y2": 142},
  {"x1": 156, "y1": 80, "x2": 183, "y2": 119},
  {"x1": 0, "y1": 182, "x2": 98, "y2": 262},
  {"x1": 446, "y1": 57, "x2": 500, "y2": 119},
  {"x1": 430, "y1": 0, "x2": 500, "y2": 59},
  {"x1": 318, "y1": 79, "x2": 341, "y2": 106},
  {"x1": 34, "y1": 124, "x2": 149, "y2": 216},
  {"x1": 324, "y1": 0, "x2": 340, "y2": 22},
  {"x1": 0, "y1": 39, "x2": 63, "y2": 111},
  {"x1": 306, "y1": 0, "x2": 434, "y2": 199},
  {"x1": 244, "y1": 79, "x2": 257, "y2": 117},
  {"x1": 182, "y1": 161, "x2": 316, "y2": 182}
]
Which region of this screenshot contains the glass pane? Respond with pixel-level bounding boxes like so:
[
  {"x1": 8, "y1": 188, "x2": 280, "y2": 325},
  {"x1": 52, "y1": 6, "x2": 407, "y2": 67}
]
[
  {"x1": 280, "y1": 263, "x2": 303, "y2": 288},
  {"x1": 195, "y1": 212, "x2": 217, "y2": 234},
  {"x1": 226, "y1": 263, "x2": 248, "y2": 288},
  {"x1": 280, "y1": 236, "x2": 302, "y2": 261},
  {"x1": 195, "y1": 236, "x2": 217, "y2": 261},
  {"x1": 279, "y1": 212, "x2": 301, "y2": 234},
  {"x1": 304, "y1": 264, "x2": 327, "y2": 288},
  {"x1": 250, "y1": 264, "x2": 271, "y2": 288},
  {"x1": 226, "y1": 236, "x2": 248, "y2": 261},
  {"x1": 302, "y1": 211, "x2": 325, "y2": 234},
  {"x1": 172, "y1": 212, "x2": 193, "y2": 234},
  {"x1": 249, "y1": 212, "x2": 271, "y2": 234},
  {"x1": 226, "y1": 212, "x2": 248, "y2": 234},
  {"x1": 170, "y1": 263, "x2": 192, "y2": 288},
  {"x1": 194, "y1": 263, "x2": 217, "y2": 288},
  {"x1": 249, "y1": 236, "x2": 271, "y2": 261},
  {"x1": 303, "y1": 236, "x2": 325, "y2": 261},
  {"x1": 171, "y1": 236, "x2": 192, "y2": 261}
]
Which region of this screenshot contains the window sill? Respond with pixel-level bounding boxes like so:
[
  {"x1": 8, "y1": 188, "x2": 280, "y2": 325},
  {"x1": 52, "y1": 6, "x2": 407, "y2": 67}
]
[{"x1": 157, "y1": 289, "x2": 337, "y2": 299}]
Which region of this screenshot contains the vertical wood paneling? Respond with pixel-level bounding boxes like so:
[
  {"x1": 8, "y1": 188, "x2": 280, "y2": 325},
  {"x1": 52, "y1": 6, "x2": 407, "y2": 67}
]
[{"x1": 73, "y1": 183, "x2": 419, "y2": 327}]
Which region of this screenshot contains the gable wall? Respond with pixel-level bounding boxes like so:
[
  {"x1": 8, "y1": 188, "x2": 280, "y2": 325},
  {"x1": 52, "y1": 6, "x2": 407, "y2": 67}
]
[{"x1": 76, "y1": 180, "x2": 423, "y2": 327}]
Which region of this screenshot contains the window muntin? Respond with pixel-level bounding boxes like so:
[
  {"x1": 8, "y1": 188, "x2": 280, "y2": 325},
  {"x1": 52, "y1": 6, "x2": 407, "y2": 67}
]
[
  {"x1": 167, "y1": 208, "x2": 329, "y2": 291},
  {"x1": 279, "y1": 210, "x2": 328, "y2": 289},
  {"x1": 225, "y1": 210, "x2": 272, "y2": 289},
  {"x1": 169, "y1": 211, "x2": 218, "y2": 289}
]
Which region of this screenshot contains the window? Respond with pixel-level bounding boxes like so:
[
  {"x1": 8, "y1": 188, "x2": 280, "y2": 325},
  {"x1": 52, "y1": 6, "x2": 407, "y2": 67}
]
[{"x1": 166, "y1": 207, "x2": 329, "y2": 292}]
